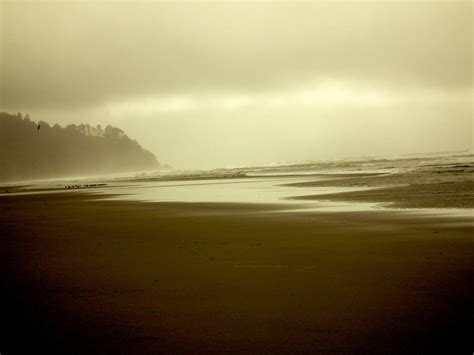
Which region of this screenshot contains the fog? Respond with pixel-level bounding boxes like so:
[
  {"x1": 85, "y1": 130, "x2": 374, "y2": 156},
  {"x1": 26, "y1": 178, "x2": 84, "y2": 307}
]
[{"x1": 1, "y1": 1, "x2": 472, "y2": 169}]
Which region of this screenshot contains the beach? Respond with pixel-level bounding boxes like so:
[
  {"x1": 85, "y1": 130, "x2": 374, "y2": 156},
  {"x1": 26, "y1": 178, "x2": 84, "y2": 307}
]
[
  {"x1": 3, "y1": 1, "x2": 472, "y2": 353},
  {"x1": 1, "y1": 187, "x2": 473, "y2": 353}
]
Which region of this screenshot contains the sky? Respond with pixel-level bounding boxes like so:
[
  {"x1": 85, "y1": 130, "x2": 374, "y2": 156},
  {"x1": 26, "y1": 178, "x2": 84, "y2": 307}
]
[{"x1": 1, "y1": 1, "x2": 472, "y2": 169}]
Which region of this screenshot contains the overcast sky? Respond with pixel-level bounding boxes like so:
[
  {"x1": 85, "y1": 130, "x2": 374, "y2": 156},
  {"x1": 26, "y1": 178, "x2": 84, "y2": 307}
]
[{"x1": 1, "y1": 1, "x2": 472, "y2": 169}]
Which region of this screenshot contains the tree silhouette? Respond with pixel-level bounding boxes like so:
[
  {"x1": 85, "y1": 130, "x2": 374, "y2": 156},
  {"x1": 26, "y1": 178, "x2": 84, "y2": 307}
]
[{"x1": 0, "y1": 112, "x2": 160, "y2": 182}]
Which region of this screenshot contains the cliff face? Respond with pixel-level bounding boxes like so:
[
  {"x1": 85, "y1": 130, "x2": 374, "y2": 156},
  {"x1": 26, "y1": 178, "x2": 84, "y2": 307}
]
[{"x1": 0, "y1": 112, "x2": 160, "y2": 182}]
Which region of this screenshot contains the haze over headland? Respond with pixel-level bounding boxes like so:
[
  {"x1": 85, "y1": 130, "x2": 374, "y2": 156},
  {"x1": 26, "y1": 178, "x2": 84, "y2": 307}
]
[
  {"x1": 1, "y1": 1, "x2": 472, "y2": 169},
  {"x1": 0, "y1": 112, "x2": 159, "y2": 182}
]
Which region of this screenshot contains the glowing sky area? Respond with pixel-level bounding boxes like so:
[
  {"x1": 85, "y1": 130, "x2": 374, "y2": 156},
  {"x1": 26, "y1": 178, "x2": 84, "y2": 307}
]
[{"x1": 1, "y1": 1, "x2": 472, "y2": 169}]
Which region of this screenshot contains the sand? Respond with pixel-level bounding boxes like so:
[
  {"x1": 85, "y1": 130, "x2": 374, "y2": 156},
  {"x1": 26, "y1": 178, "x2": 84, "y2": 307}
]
[
  {"x1": 286, "y1": 166, "x2": 474, "y2": 209},
  {"x1": 1, "y1": 192, "x2": 473, "y2": 354}
]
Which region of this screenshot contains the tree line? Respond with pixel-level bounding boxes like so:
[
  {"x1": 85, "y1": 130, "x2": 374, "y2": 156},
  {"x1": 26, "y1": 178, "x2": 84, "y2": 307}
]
[{"x1": 0, "y1": 112, "x2": 160, "y2": 182}]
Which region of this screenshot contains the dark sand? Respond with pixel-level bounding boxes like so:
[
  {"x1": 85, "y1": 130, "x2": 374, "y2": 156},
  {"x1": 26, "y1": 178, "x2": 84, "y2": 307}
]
[
  {"x1": 1, "y1": 193, "x2": 473, "y2": 354},
  {"x1": 286, "y1": 166, "x2": 474, "y2": 209},
  {"x1": 293, "y1": 181, "x2": 474, "y2": 209}
]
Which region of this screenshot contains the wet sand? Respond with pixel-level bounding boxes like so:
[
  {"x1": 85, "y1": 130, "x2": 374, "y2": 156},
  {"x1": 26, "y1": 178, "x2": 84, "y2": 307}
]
[
  {"x1": 293, "y1": 180, "x2": 474, "y2": 209},
  {"x1": 1, "y1": 193, "x2": 473, "y2": 354},
  {"x1": 286, "y1": 166, "x2": 474, "y2": 209}
]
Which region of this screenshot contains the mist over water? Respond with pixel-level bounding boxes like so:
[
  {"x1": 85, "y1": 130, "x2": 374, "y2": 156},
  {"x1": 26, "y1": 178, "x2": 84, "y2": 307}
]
[{"x1": 4, "y1": 152, "x2": 471, "y2": 218}]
